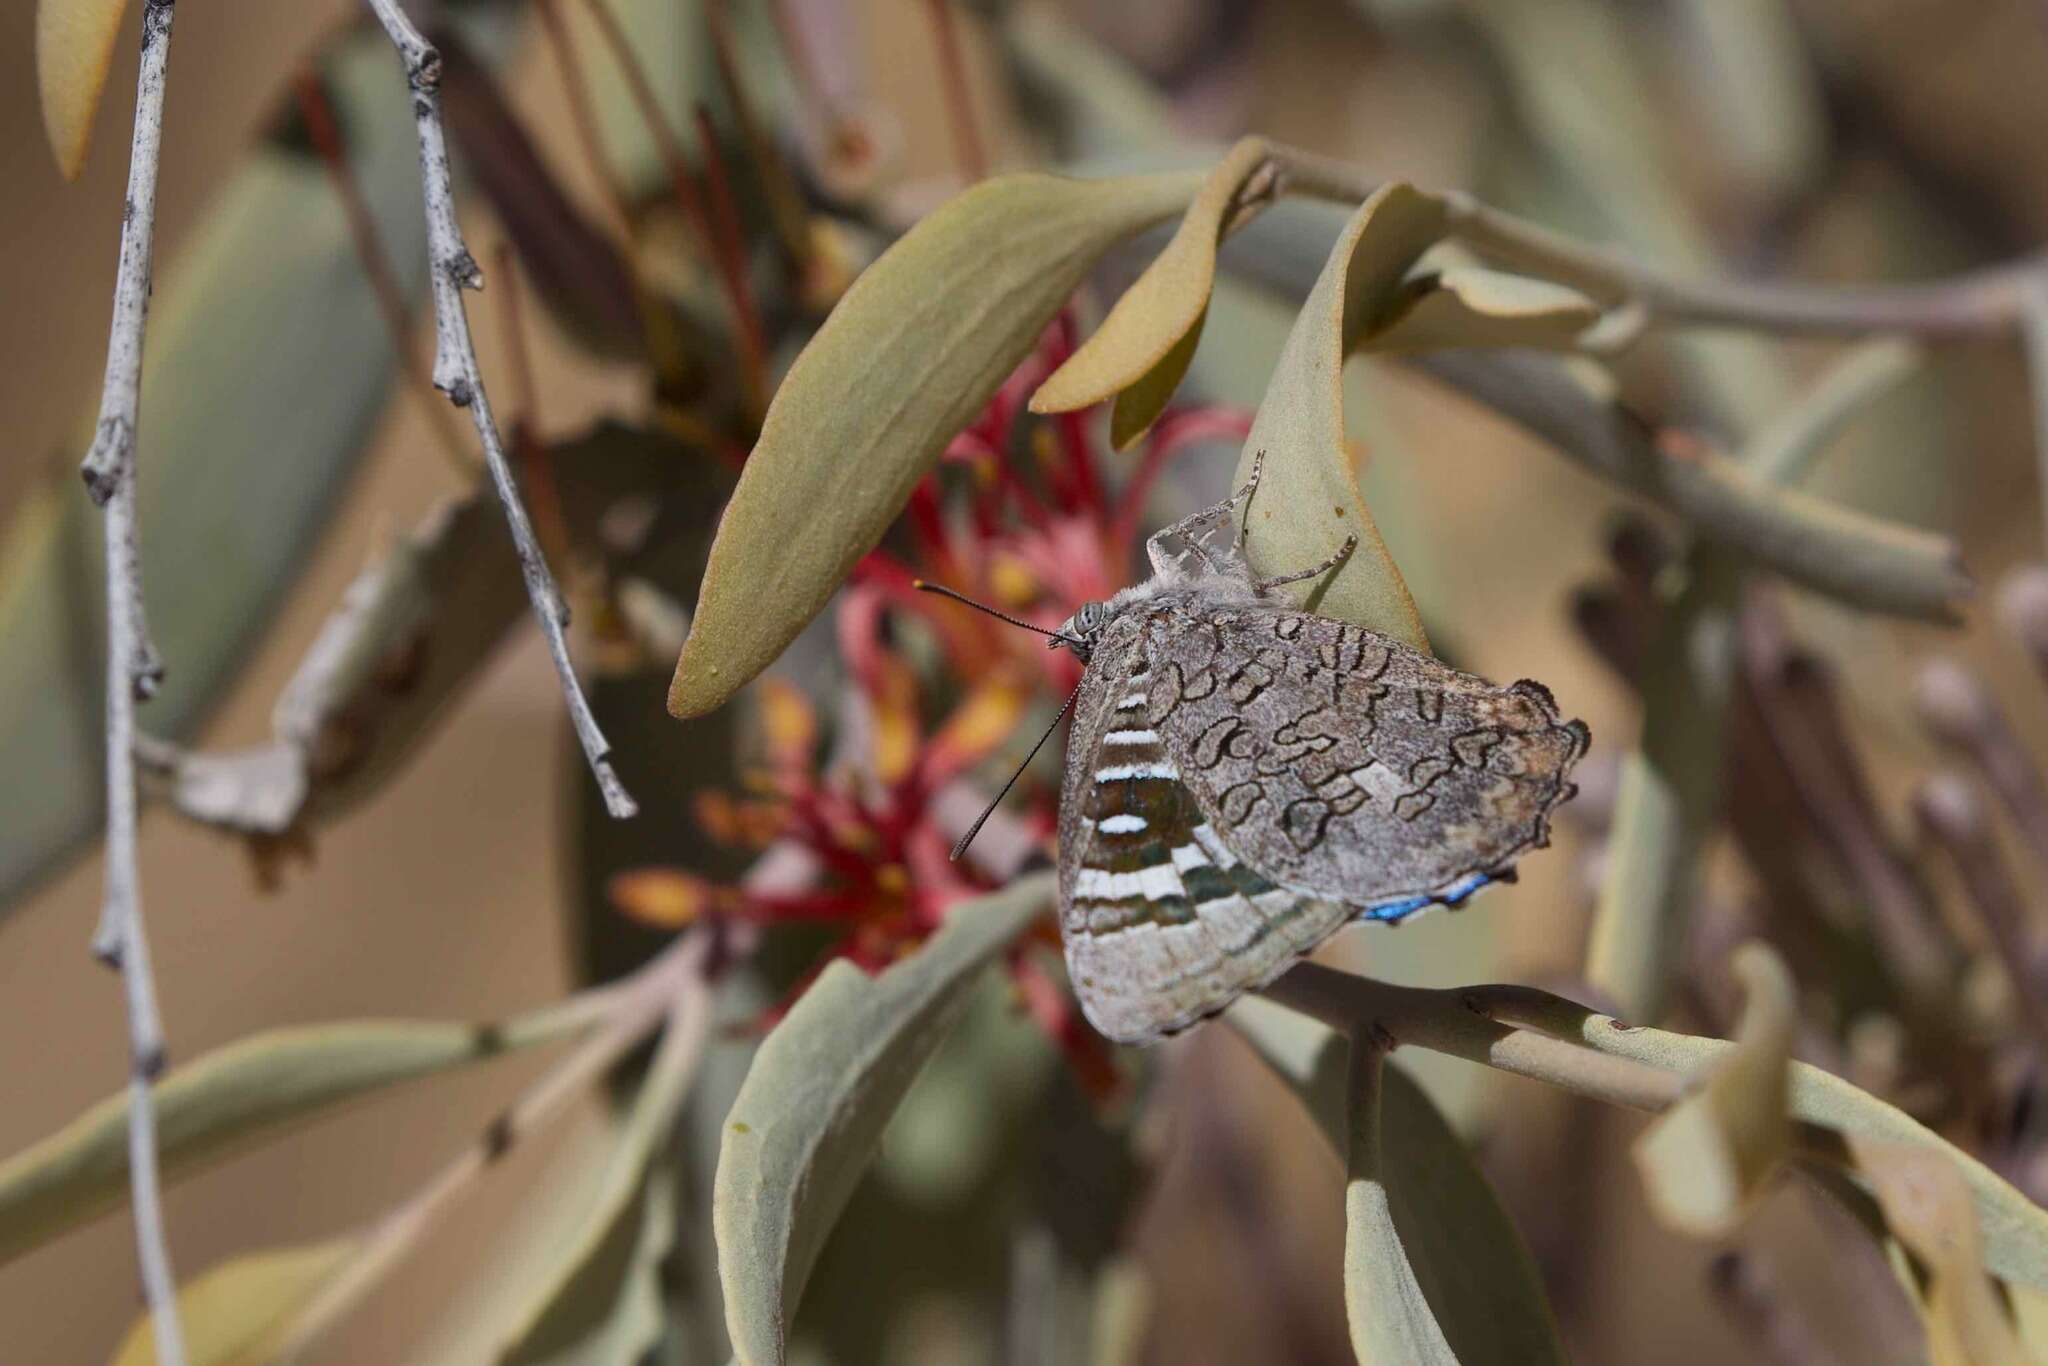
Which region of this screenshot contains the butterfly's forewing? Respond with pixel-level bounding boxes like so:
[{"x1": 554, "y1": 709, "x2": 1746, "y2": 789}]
[
  {"x1": 1058, "y1": 613, "x2": 1351, "y2": 1044},
  {"x1": 1143, "y1": 598, "x2": 1589, "y2": 909}
]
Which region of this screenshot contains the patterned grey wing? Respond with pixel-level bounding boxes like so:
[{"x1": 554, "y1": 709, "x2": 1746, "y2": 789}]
[
  {"x1": 1057, "y1": 614, "x2": 1350, "y2": 1044},
  {"x1": 1140, "y1": 600, "x2": 1588, "y2": 915}
]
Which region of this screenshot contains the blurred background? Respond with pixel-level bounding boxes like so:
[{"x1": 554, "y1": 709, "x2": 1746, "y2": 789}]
[{"x1": 7, "y1": 0, "x2": 2048, "y2": 1361}]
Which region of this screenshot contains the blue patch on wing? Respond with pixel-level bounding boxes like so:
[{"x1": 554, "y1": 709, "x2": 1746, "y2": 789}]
[{"x1": 1359, "y1": 871, "x2": 1495, "y2": 924}]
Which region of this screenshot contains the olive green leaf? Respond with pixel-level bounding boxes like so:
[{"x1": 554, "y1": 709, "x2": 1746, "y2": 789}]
[
  {"x1": 1363, "y1": 267, "x2": 1600, "y2": 354},
  {"x1": 1228, "y1": 998, "x2": 1569, "y2": 1366},
  {"x1": 0, "y1": 1007, "x2": 591, "y2": 1266},
  {"x1": 1632, "y1": 944, "x2": 1795, "y2": 1236},
  {"x1": 498, "y1": 985, "x2": 714, "y2": 1361},
  {"x1": 667, "y1": 173, "x2": 1204, "y2": 718},
  {"x1": 1847, "y1": 1140, "x2": 2037, "y2": 1366},
  {"x1": 110, "y1": 1239, "x2": 357, "y2": 1366},
  {"x1": 1031, "y1": 137, "x2": 1273, "y2": 446},
  {"x1": 36, "y1": 0, "x2": 130, "y2": 180},
  {"x1": 714, "y1": 872, "x2": 1055, "y2": 1364},
  {"x1": 1231, "y1": 184, "x2": 1448, "y2": 651}
]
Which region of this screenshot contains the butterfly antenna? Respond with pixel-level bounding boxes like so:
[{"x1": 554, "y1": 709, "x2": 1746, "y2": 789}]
[
  {"x1": 913, "y1": 579, "x2": 1081, "y2": 647},
  {"x1": 950, "y1": 682, "x2": 1081, "y2": 861}
]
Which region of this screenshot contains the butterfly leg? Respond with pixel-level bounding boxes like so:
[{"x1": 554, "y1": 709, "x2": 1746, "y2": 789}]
[
  {"x1": 1253, "y1": 533, "x2": 1358, "y2": 595},
  {"x1": 1145, "y1": 450, "x2": 1266, "y2": 578}
]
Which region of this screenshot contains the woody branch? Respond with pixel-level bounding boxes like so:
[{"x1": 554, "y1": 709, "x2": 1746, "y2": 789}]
[{"x1": 361, "y1": 0, "x2": 636, "y2": 818}]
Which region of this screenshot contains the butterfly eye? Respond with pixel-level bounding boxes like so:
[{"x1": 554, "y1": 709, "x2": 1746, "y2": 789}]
[{"x1": 1076, "y1": 602, "x2": 1106, "y2": 633}]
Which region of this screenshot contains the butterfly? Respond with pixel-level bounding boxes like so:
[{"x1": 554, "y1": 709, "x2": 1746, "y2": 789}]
[{"x1": 924, "y1": 453, "x2": 1589, "y2": 1044}]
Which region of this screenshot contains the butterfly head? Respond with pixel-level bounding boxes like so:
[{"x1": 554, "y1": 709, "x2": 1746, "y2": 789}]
[{"x1": 1050, "y1": 600, "x2": 1112, "y2": 662}]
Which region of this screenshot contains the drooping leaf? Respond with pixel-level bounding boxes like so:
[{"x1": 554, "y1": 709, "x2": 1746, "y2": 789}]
[
  {"x1": 36, "y1": 0, "x2": 131, "y2": 180},
  {"x1": 667, "y1": 170, "x2": 1205, "y2": 718},
  {"x1": 1229, "y1": 998, "x2": 1568, "y2": 1365},
  {"x1": 109, "y1": 1239, "x2": 357, "y2": 1366},
  {"x1": 0, "y1": 31, "x2": 440, "y2": 910},
  {"x1": 1363, "y1": 267, "x2": 1599, "y2": 353},
  {"x1": 1495, "y1": 995, "x2": 2048, "y2": 1289},
  {"x1": 1032, "y1": 137, "x2": 1273, "y2": 444},
  {"x1": 1230, "y1": 184, "x2": 1445, "y2": 651},
  {"x1": 0, "y1": 1007, "x2": 589, "y2": 1266},
  {"x1": 714, "y1": 872, "x2": 1056, "y2": 1364},
  {"x1": 498, "y1": 970, "x2": 716, "y2": 1360},
  {"x1": 1847, "y1": 1140, "x2": 2037, "y2": 1366},
  {"x1": 1632, "y1": 944, "x2": 1795, "y2": 1235},
  {"x1": 1344, "y1": 1044, "x2": 1461, "y2": 1364}
]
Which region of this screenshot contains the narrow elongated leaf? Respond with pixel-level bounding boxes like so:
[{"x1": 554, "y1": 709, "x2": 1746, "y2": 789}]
[
  {"x1": 1344, "y1": 1044, "x2": 1460, "y2": 1364},
  {"x1": 1032, "y1": 137, "x2": 1273, "y2": 443},
  {"x1": 0, "y1": 1007, "x2": 588, "y2": 1266},
  {"x1": 111, "y1": 1240, "x2": 358, "y2": 1366},
  {"x1": 1228, "y1": 998, "x2": 1568, "y2": 1365},
  {"x1": 0, "y1": 33, "x2": 439, "y2": 910},
  {"x1": 1632, "y1": 944, "x2": 1795, "y2": 1235},
  {"x1": 1365, "y1": 267, "x2": 1599, "y2": 353},
  {"x1": 36, "y1": 0, "x2": 130, "y2": 179},
  {"x1": 667, "y1": 171, "x2": 1204, "y2": 718},
  {"x1": 714, "y1": 872, "x2": 1056, "y2": 1364},
  {"x1": 1230, "y1": 184, "x2": 1443, "y2": 650}
]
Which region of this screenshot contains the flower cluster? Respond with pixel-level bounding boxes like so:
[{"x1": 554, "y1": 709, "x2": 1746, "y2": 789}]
[{"x1": 612, "y1": 317, "x2": 1249, "y2": 1092}]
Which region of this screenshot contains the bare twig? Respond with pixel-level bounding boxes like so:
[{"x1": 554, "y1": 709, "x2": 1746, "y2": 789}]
[
  {"x1": 361, "y1": 0, "x2": 635, "y2": 818},
  {"x1": 1913, "y1": 776, "x2": 2048, "y2": 1056},
  {"x1": 290, "y1": 62, "x2": 470, "y2": 473},
  {"x1": 921, "y1": 0, "x2": 987, "y2": 182},
  {"x1": 80, "y1": 2, "x2": 186, "y2": 1360},
  {"x1": 1915, "y1": 657, "x2": 2048, "y2": 868}
]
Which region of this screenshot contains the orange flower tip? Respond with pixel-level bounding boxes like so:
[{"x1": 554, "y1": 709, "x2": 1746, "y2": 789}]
[
  {"x1": 875, "y1": 863, "x2": 910, "y2": 896},
  {"x1": 608, "y1": 868, "x2": 716, "y2": 928}
]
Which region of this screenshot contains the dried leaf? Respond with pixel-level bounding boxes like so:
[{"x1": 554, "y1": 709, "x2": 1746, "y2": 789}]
[
  {"x1": 1849, "y1": 1140, "x2": 2037, "y2": 1366},
  {"x1": 1632, "y1": 943, "x2": 1795, "y2": 1235},
  {"x1": 668, "y1": 171, "x2": 1204, "y2": 718},
  {"x1": 36, "y1": 0, "x2": 131, "y2": 180},
  {"x1": 1364, "y1": 267, "x2": 1599, "y2": 353},
  {"x1": 714, "y1": 873, "x2": 1055, "y2": 1364},
  {"x1": 1229, "y1": 998, "x2": 1568, "y2": 1366},
  {"x1": 110, "y1": 1239, "x2": 357, "y2": 1366},
  {"x1": 1032, "y1": 137, "x2": 1273, "y2": 444},
  {"x1": 0, "y1": 1009, "x2": 587, "y2": 1266},
  {"x1": 1231, "y1": 184, "x2": 1445, "y2": 651}
]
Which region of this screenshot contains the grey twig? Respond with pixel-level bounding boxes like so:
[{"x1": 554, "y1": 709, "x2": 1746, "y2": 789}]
[
  {"x1": 361, "y1": 0, "x2": 636, "y2": 819},
  {"x1": 80, "y1": 1, "x2": 185, "y2": 1361}
]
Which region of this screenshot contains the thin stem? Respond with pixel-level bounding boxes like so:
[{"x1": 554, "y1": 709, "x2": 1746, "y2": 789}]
[
  {"x1": 2021, "y1": 275, "x2": 2048, "y2": 548},
  {"x1": 704, "y1": 0, "x2": 813, "y2": 273},
  {"x1": 1260, "y1": 962, "x2": 1683, "y2": 1112},
  {"x1": 82, "y1": 3, "x2": 185, "y2": 1360},
  {"x1": 361, "y1": 0, "x2": 636, "y2": 818},
  {"x1": 1265, "y1": 141, "x2": 2046, "y2": 340},
  {"x1": 290, "y1": 62, "x2": 470, "y2": 473}
]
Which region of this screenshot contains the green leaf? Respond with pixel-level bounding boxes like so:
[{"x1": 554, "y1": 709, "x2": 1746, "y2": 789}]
[
  {"x1": 1032, "y1": 137, "x2": 1273, "y2": 445},
  {"x1": 667, "y1": 170, "x2": 1204, "y2": 718},
  {"x1": 1228, "y1": 998, "x2": 1569, "y2": 1366},
  {"x1": 1364, "y1": 267, "x2": 1599, "y2": 353},
  {"x1": 498, "y1": 982, "x2": 715, "y2": 1361},
  {"x1": 1230, "y1": 184, "x2": 1443, "y2": 651},
  {"x1": 110, "y1": 1239, "x2": 357, "y2": 1366},
  {"x1": 714, "y1": 872, "x2": 1055, "y2": 1364},
  {"x1": 0, "y1": 31, "x2": 437, "y2": 910},
  {"x1": 1631, "y1": 944, "x2": 1795, "y2": 1236},
  {"x1": 0, "y1": 1007, "x2": 588, "y2": 1266}
]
